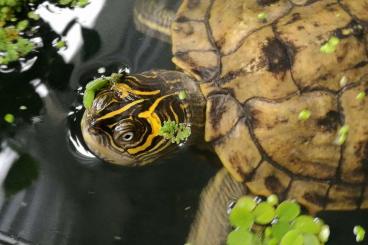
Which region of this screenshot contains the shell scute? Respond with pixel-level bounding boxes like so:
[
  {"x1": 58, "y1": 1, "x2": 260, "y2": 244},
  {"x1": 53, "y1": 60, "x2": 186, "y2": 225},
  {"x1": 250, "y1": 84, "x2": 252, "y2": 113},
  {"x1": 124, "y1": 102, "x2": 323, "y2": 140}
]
[
  {"x1": 219, "y1": 26, "x2": 298, "y2": 103},
  {"x1": 340, "y1": 79, "x2": 368, "y2": 184},
  {"x1": 205, "y1": 94, "x2": 243, "y2": 142},
  {"x1": 287, "y1": 180, "x2": 330, "y2": 211},
  {"x1": 247, "y1": 91, "x2": 340, "y2": 179},
  {"x1": 246, "y1": 161, "x2": 291, "y2": 196},
  {"x1": 213, "y1": 119, "x2": 261, "y2": 182},
  {"x1": 172, "y1": 0, "x2": 368, "y2": 211},
  {"x1": 275, "y1": 0, "x2": 368, "y2": 91},
  {"x1": 210, "y1": 0, "x2": 292, "y2": 55}
]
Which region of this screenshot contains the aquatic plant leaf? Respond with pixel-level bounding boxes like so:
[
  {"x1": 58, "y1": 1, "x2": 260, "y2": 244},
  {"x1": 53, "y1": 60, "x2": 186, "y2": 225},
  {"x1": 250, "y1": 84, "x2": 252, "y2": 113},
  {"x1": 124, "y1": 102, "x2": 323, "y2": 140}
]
[
  {"x1": 280, "y1": 229, "x2": 304, "y2": 245},
  {"x1": 292, "y1": 215, "x2": 323, "y2": 234},
  {"x1": 276, "y1": 201, "x2": 301, "y2": 222},
  {"x1": 252, "y1": 202, "x2": 275, "y2": 225}
]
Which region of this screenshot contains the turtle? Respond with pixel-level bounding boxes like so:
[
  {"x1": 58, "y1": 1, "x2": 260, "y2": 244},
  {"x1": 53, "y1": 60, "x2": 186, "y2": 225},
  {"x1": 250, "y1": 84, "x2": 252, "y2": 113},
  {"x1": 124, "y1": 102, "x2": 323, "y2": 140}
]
[{"x1": 81, "y1": 0, "x2": 368, "y2": 239}]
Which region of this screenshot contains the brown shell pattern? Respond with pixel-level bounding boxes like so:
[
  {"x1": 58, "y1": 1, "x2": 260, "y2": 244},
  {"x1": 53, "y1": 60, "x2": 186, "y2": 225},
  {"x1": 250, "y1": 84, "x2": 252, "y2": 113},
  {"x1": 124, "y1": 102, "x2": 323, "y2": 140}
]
[{"x1": 172, "y1": 0, "x2": 368, "y2": 211}]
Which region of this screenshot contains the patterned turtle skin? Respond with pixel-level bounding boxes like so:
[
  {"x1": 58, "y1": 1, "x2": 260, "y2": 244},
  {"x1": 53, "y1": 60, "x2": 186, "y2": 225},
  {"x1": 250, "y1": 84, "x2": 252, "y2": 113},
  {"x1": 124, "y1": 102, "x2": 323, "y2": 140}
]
[
  {"x1": 171, "y1": 0, "x2": 368, "y2": 212},
  {"x1": 82, "y1": 0, "x2": 368, "y2": 215}
]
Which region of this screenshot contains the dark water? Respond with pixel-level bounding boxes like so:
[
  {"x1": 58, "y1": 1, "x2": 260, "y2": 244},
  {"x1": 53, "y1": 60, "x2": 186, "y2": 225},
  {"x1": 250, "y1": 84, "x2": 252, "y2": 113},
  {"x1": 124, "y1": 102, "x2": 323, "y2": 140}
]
[{"x1": 0, "y1": 1, "x2": 367, "y2": 245}]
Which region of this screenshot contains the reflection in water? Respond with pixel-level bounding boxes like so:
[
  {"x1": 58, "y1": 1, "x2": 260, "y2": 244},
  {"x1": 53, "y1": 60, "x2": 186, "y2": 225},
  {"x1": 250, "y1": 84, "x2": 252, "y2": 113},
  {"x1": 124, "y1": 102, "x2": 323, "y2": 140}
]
[
  {"x1": 0, "y1": 230, "x2": 32, "y2": 245},
  {"x1": 67, "y1": 104, "x2": 96, "y2": 160},
  {"x1": 0, "y1": 144, "x2": 19, "y2": 193},
  {"x1": 3, "y1": 151, "x2": 39, "y2": 198}
]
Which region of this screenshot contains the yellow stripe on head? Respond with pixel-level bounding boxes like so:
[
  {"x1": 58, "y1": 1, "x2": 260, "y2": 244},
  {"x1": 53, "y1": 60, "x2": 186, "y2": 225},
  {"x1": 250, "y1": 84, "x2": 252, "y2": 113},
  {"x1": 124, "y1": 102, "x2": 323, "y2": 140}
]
[
  {"x1": 96, "y1": 99, "x2": 145, "y2": 121},
  {"x1": 127, "y1": 93, "x2": 177, "y2": 154},
  {"x1": 169, "y1": 104, "x2": 179, "y2": 123},
  {"x1": 113, "y1": 83, "x2": 161, "y2": 98}
]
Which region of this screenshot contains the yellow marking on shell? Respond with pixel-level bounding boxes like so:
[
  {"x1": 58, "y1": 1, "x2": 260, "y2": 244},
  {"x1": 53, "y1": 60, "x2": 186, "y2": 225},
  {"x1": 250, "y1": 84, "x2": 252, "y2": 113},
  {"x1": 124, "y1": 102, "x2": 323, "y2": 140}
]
[
  {"x1": 127, "y1": 93, "x2": 177, "y2": 154},
  {"x1": 113, "y1": 83, "x2": 160, "y2": 98},
  {"x1": 96, "y1": 99, "x2": 145, "y2": 121}
]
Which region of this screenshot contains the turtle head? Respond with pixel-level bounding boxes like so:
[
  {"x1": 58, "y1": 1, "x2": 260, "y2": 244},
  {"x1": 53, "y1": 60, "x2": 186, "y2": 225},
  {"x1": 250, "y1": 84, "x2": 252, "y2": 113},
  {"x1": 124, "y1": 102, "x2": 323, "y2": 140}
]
[{"x1": 81, "y1": 70, "x2": 205, "y2": 166}]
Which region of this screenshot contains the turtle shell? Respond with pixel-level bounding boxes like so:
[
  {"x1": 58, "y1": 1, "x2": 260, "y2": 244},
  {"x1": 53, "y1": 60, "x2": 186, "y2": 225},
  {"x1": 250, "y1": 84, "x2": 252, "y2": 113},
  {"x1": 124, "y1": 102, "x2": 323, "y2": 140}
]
[{"x1": 171, "y1": 0, "x2": 368, "y2": 211}]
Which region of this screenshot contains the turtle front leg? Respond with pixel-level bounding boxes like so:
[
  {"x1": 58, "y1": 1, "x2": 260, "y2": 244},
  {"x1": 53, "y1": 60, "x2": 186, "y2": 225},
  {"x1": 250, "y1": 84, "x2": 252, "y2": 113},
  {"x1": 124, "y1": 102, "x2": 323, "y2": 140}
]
[{"x1": 186, "y1": 168, "x2": 248, "y2": 245}]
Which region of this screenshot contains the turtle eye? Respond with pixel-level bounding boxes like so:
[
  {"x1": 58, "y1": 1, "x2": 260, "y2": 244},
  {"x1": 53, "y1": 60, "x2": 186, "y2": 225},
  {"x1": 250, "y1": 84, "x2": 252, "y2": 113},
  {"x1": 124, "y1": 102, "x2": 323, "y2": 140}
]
[{"x1": 121, "y1": 131, "x2": 134, "y2": 142}]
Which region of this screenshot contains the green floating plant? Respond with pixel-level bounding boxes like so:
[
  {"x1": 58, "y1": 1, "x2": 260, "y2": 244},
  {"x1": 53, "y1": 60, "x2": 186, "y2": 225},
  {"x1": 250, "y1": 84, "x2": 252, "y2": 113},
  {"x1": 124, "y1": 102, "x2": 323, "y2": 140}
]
[
  {"x1": 335, "y1": 124, "x2": 349, "y2": 145},
  {"x1": 257, "y1": 12, "x2": 268, "y2": 22},
  {"x1": 354, "y1": 225, "x2": 366, "y2": 242},
  {"x1": 178, "y1": 90, "x2": 187, "y2": 100},
  {"x1": 159, "y1": 120, "x2": 191, "y2": 144},
  {"x1": 298, "y1": 109, "x2": 311, "y2": 122},
  {"x1": 356, "y1": 91, "x2": 366, "y2": 102},
  {"x1": 227, "y1": 194, "x2": 330, "y2": 245},
  {"x1": 3, "y1": 113, "x2": 15, "y2": 123},
  {"x1": 58, "y1": 0, "x2": 90, "y2": 7},
  {"x1": 0, "y1": 26, "x2": 36, "y2": 65},
  {"x1": 0, "y1": 0, "x2": 89, "y2": 65}
]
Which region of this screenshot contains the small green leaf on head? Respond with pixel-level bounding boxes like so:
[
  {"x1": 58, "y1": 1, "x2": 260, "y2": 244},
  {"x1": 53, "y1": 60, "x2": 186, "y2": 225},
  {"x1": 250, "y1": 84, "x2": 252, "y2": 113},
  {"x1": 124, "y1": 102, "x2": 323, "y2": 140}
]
[
  {"x1": 178, "y1": 90, "x2": 187, "y2": 100},
  {"x1": 83, "y1": 73, "x2": 123, "y2": 109}
]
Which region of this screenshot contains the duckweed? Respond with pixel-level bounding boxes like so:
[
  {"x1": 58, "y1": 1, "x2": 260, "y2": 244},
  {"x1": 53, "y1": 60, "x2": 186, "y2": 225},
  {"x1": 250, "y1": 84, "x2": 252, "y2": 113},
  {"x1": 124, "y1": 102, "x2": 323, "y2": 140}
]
[
  {"x1": 280, "y1": 230, "x2": 304, "y2": 245},
  {"x1": 336, "y1": 124, "x2": 349, "y2": 145},
  {"x1": 234, "y1": 196, "x2": 257, "y2": 212},
  {"x1": 257, "y1": 12, "x2": 268, "y2": 21},
  {"x1": 356, "y1": 91, "x2": 366, "y2": 102},
  {"x1": 292, "y1": 216, "x2": 323, "y2": 234},
  {"x1": 276, "y1": 201, "x2": 301, "y2": 222},
  {"x1": 353, "y1": 225, "x2": 365, "y2": 242},
  {"x1": 227, "y1": 194, "x2": 330, "y2": 245},
  {"x1": 3, "y1": 113, "x2": 15, "y2": 123},
  {"x1": 55, "y1": 40, "x2": 66, "y2": 49},
  {"x1": 253, "y1": 202, "x2": 275, "y2": 225},
  {"x1": 228, "y1": 227, "x2": 261, "y2": 245},
  {"x1": 303, "y1": 234, "x2": 320, "y2": 245},
  {"x1": 159, "y1": 120, "x2": 191, "y2": 144},
  {"x1": 298, "y1": 109, "x2": 311, "y2": 122},
  {"x1": 230, "y1": 210, "x2": 254, "y2": 229},
  {"x1": 320, "y1": 36, "x2": 340, "y2": 54},
  {"x1": 267, "y1": 194, "x2": 279, "y2": 206},
  {"x1": 271, "y1": 220, "x2": 291, "y2": 241},
  {"x1": 178, "y1": 90, "x2": 187, "y2": 100},
  {"x1": 319, "y1": 225, "x2": 330, "y2": 243},
  {"x1": 0, "y1": 0, "x2": 89, "y2": 65}
]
